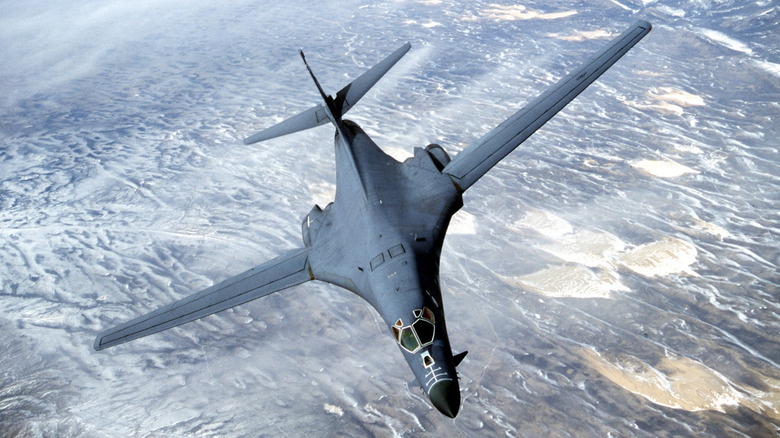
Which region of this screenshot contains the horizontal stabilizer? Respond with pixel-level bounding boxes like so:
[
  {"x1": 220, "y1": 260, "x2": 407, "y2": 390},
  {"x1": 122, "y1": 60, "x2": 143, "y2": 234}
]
[
  {"x1": 333, "y1": 42, "x2": 411, "y2": 117},
  {"x1": 244, "y1": 105, "x2": 330, "y2": 145},
  {"x1": 443, "y1": 21, "x2": 651, "y2": 191},
  {"x1": 94, "y1": 248, "x2": 312, "y2": 350},
  {"x1": 244, "y1": 42, "x2": 411, "y2": 145}
]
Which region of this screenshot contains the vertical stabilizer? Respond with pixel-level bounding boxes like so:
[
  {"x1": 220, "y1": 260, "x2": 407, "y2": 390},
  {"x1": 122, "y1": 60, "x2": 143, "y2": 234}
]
[{"x1": 299, "y1": 49, "x2": 337, "y2": 124}]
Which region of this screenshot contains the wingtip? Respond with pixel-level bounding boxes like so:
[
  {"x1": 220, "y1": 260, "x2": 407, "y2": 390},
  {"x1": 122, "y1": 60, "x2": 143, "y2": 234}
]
[
  {"x1": 635, "y1": 20, "x2": 652, "y2": 32},
  {"x1": 93, "y1": 335, "x2": 104, "y2": 351}
]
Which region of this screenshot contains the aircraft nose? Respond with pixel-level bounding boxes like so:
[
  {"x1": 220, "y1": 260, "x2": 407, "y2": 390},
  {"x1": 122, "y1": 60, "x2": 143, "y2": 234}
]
[{"x1": 429, "y1": 380, "x2": 460, "y2": 418}]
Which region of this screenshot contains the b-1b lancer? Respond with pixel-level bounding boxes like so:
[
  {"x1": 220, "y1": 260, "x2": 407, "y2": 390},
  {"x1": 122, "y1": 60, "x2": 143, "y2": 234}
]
[{"x1": 95, "y1": 21, "x2": 652, "y2": 418}]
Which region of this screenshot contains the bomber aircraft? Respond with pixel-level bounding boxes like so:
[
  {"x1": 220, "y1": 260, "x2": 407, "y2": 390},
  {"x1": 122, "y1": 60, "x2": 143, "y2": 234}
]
[{"x1": 95, "y1": 21, "x2": 652, "y2": 418}]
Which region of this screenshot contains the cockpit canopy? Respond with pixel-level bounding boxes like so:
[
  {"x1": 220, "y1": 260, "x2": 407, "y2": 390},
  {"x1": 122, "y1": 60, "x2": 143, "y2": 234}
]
[{"x1": 392, "y1": 307, "x2": 435, "y2": 353}]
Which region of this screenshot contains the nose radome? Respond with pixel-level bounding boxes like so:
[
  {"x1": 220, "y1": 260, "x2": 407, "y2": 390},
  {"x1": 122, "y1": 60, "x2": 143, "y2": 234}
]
[{"x1": 428, "y1": 380, "x2": 460, "y2": 418}]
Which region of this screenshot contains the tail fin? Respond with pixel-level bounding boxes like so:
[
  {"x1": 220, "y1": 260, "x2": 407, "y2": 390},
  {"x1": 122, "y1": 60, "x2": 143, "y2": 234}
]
[{"x1": 244, "y1": 42, "x2": 411, "y2": 145}]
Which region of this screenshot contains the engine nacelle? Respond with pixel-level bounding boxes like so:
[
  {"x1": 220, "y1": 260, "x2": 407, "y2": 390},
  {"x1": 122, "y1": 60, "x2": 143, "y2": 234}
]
[
  {"x1": 301, "y1": 202, "x2": 332, "y2": 247},
  {"x1": 425, "y1": 144, "x2": 451, "y2": 172}
]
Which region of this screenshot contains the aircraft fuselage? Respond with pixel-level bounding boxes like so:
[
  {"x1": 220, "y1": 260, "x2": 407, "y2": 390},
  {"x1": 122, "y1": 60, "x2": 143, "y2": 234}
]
[{"x1": 304, "y1": 120, "x2": 463, "y2": 416}]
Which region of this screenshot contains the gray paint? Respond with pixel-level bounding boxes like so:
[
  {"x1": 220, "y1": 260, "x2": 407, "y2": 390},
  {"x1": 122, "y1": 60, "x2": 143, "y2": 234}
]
[{"x1": 94, "y1": 21, "x2": 652, "y2": 418}]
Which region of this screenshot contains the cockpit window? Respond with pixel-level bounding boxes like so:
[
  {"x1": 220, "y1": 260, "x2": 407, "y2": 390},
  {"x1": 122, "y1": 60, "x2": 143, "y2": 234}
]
[
  {"x1": 400, "y1": 327, "x2": 419, "y2": 352},
  {"x1": 392, "y1": 307, "x2": 436, "y2": 353},
  {"x1": 392, "y1": 319, "x2": 403, "y2": 342},
  {"x1": 413, "y1": 319, "x2": 434, "y2": 345},
  {"x1": 422, "y1": 307, "x2": 435, "y2": 323}
]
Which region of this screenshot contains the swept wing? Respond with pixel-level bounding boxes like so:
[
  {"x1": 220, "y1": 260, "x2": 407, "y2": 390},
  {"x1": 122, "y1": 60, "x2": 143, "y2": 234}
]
[
  {"x1": 443, "y1": 21, "x2": 652, "y2": 191},
  {"x1": 94, "y1": 248, "x2": 312, "y2": 350}
]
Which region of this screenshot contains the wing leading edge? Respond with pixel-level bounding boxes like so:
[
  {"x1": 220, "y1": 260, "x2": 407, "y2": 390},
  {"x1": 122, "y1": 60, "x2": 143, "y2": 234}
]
[
  {"x1": 94, "y1": 248, "x2": 313, "y2": 350},
  {"x1": 443, "y1": 21, "x2": 652, "y2": 191}
]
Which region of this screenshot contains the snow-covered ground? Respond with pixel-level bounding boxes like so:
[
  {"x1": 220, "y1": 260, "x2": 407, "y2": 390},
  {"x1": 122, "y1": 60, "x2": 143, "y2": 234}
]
[{"x1": 1, "y1": 1, "x2": 778, "y2": 436}]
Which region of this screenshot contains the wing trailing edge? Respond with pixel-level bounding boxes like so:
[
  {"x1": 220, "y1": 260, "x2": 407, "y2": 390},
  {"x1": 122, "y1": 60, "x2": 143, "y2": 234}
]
[
  {"x1": 243, "y1": 42, "x2": 411, "y2": 145},
  {"x1": 443, "y1": 21, "x2": 652, "y2": 191},
  {"x1": 94, "y1": 248, "x2": 313, "y2": 350}
]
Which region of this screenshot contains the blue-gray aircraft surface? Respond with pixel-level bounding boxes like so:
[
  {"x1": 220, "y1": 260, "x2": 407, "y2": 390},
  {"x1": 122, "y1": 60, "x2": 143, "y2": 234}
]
[{"x1": 95, "y1": 21, "x2": 652, "y2": 418}]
